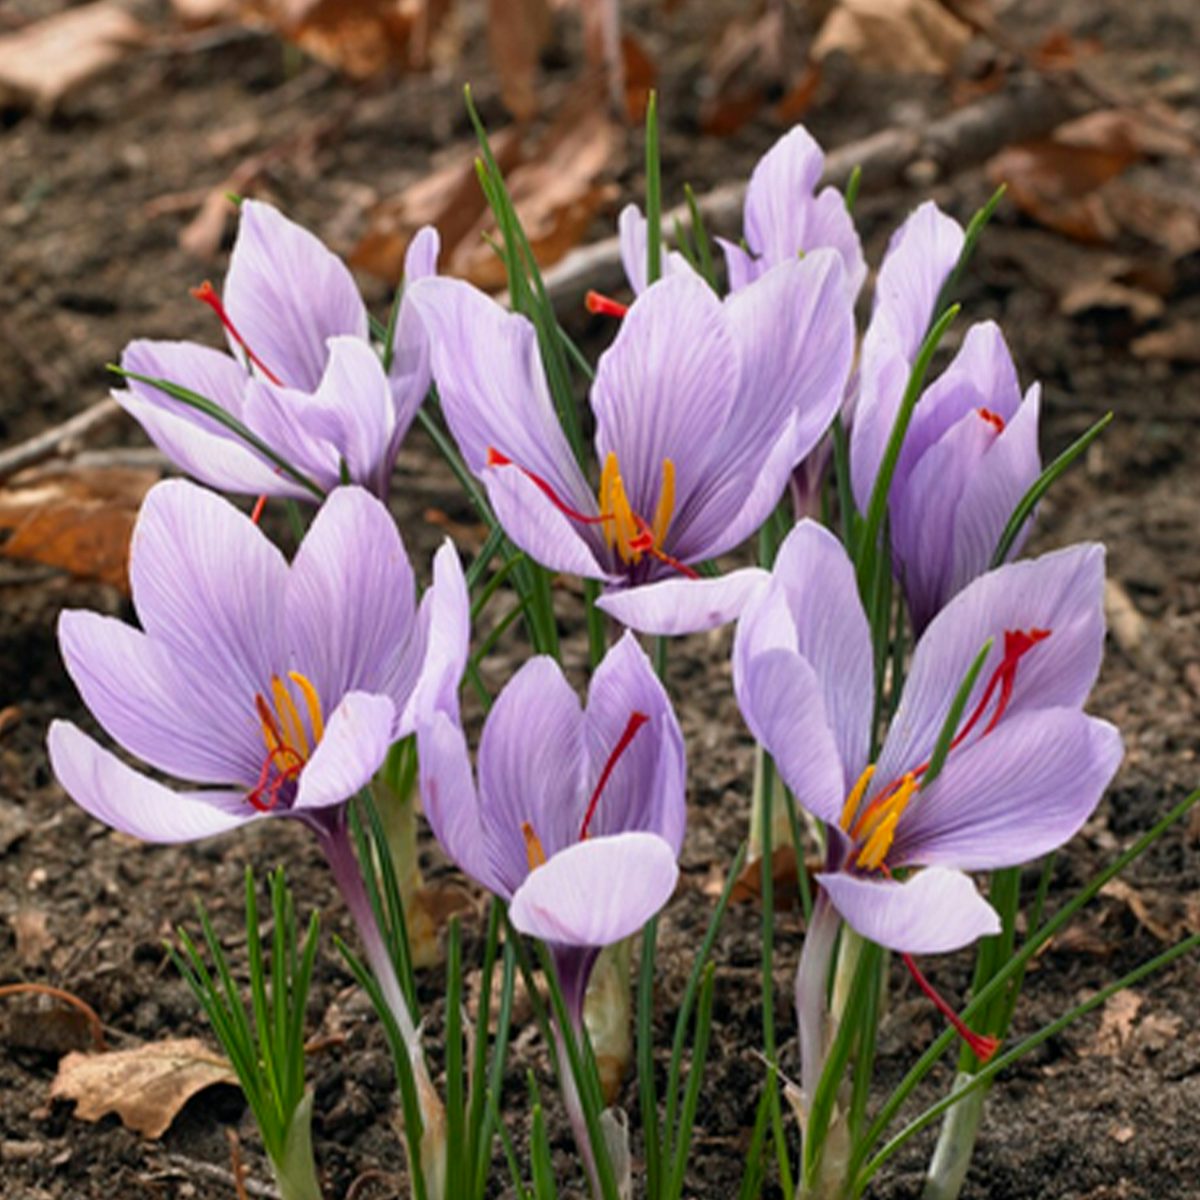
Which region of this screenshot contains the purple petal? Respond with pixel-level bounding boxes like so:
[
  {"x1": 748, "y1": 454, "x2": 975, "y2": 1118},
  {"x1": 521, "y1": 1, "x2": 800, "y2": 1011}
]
[
  {"x1": 407, "y1": 277, "x2": 594, "y2": 514},
  {"x1": 415, "y1": 709, "x2": 498, "y2": 894},
  {"x1": 222, "y1": 200, "x2": 368, "y2": 393},
  {"x1": 581, "y1": 632, "x2": 686, "y2": 855},
  {"x1": 891, "y1": 709, "x2": 1122, "y2": 870},
  {"x1": 478, "y1": 657, "x2": 586, "y2": 895},
  {"x1": 875, "y1": 542, "x2": 1107, "y2": 790},
  {"x1": 596, "y1": 567, "x2": 768, "y2": 636},
  {"x1": 122, "y1": 339, "x2": 249, "y2": 417},
  {"x1": 752, "y1": 520, "x2": 873, "y2": 779},
  {"x1": 387, "y1": 227, "x2": 440, "y2": 443},
  {"x1": 286, "y1": 486, "x2": 419, "y2": 713},
  {"x1": 294, "y1": 691, "x2": 395, "y2": 810},
  {"x1": 129, "y1": 480, "x2": 286, "y2": 715},
  {"x1": 404, "y1": 225, "x2": 440, "y2": 281},
  {"x1": 592, "y1": 273, "x2": 740, "y2": 519},
  {"x1": 483, "y1": 464, "x2": 614, "y2": 581},
  {"x1": 509, "y1": 832, "x2": 678, "y2": 947},
  {"x1": 403, "y1": 539, "x2": 470, "y2": 734},
  {"x1": 718, "y1": 237, "x2": 761, "y2": 291},
  {"x1": 48, "y1": 721, "x2": 255, "y2": 843},
  {"x1": 618, "y1": 204, "x2": 691, "y2": 295},
  {"x1": 817, "y1": 867, "x2": 1000, "y2": 954},
  {"x1": 58, "y1": 610, "x2": 260, "y2": 784}
]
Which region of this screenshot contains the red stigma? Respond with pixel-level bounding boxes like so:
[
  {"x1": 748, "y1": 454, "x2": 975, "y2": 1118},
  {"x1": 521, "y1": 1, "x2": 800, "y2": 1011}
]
[
  {"x1": 191, "y1": 280, "x2": 284, "y2": 387},
  {"x1": 246, "y1": 745, "x2": 304, "y2": 811},
  {"x1": 902, "y1": 953, "x2": 1000, "y2": 1064},
  {"x1": 585, "y1": 290, "x2": 629, "y2": 319},
  {"x1": 250, "y1": 495, "x2": 268, "y2": 525},
  {"x1": 630, "y1": 516, "x2": 700, "y2": 580},
  {"x1": 977, "y1": 407, "x2": 1006, "y2": 434},
  {"x1": 579, "y1": 711, "x2": 651, "y2": 840},
  {"x1": 486, "y1": 447, "x2": 613, "y2": 526}
]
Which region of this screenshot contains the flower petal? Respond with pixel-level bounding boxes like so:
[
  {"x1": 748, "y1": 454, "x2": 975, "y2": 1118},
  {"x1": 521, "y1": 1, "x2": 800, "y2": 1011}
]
[
  {"x1": 817, "y1": 867, "x2": 1000, "y2": 954},
  {"x1": 581, "y1": 633, "x2": 686, "y2": 855},
  {"x1": 294, "y1": 691, "x2": 395, "y2": 810},
  {"x1": 617, "y1": 204, "x2": 690, "y2": 294},
  {"x1": 596, "y1": 567, "x2": 768, "y2": 636},
  {"x1": 478, "y1": 657, "x2": 587, "y2": 894},
  {"x1": 875, "y1": 542, "x2": 1107, "y2": 789},
  {"x1": 58, "y1": 610, "x2": 260, "y2": 784},
  {"x1": 286, "y1": 486, "x2": 419, "y2": 712},
  {"x1": 129, "y1": 480, "x2": 287, "y2": 713},
  {"x1": 891, "y1": 709, "x2": 1123, "y2": 870},
  {"x1": 122, "y1": 339, "x2": 249, "y2": 417},
  {"x1": 404, "y1": 539, "x2": 470, "y2": 733},
  {"x1": 48, "y1": 721, "x2": 254, "y2": 843},
  {"x1": 404, "y1": 225, "x2": 440, "y2": 281},
  {"x1": 222, "y1": 200, "x2": 368, "y2": 393},
  {"x1": 386, "y1": 227, "x2": 440, "y2": 445},
  {"x1": 509, "y1": 832, "x2": 678, "y2": 948},
  {"x1": 407, "y1": 277, "x2": 594, "y2": 513},
  {"x1": 592, "y1": 272, "x2": 740, "y2": 517}
]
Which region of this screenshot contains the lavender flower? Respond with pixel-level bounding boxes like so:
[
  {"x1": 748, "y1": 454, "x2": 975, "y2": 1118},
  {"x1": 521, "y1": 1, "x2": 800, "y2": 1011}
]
[
  {"x1": 410, "y1": 257, "x2": 853, "y2": 634},
  {"x1": 716, "y1": 124, "x2": 866, "y2": 301},
  {"x1": 734, "y1": 519, "x2": 1122, "y2": 958},
  {"x1": 116, "y1": 201, "x2": 438, "y2": 500}
]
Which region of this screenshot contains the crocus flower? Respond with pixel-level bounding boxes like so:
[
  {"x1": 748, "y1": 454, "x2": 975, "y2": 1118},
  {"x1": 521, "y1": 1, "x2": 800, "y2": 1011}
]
[
  {"x1": 717, "y1": 124, "x2": 866, "y2": 301},
  {"x1": 888, "y1": 321, "x2": 1041, "y2": 632},
  {"x1": 410, "y1": 255, "x2": 854, "y2": 635},
  {"x1": 116, "y1": 201, "x2": 439, "y2": 500},
  {"x1": 734, "y1": 520, "x2": 1122, "y2": 1064},
  {"x1": 47, "y1": 479, "x2": 469, "y2": 1171}
]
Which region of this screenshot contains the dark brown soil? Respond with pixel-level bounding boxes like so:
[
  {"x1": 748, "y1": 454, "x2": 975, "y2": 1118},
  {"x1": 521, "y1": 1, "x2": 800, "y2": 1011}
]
[{"x1": 2, "y1": 2, "x2": 1200, "y2": 1198}]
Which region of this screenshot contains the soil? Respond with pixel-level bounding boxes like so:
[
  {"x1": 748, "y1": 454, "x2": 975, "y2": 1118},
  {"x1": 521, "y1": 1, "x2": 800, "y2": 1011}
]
[{"x1": 2, "y1": 1, "x2": 1200, "y2": 1199}]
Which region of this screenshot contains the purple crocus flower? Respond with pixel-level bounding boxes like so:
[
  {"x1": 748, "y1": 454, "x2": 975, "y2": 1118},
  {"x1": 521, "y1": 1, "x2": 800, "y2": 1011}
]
[
  {"x1": 410, "y1": 256, "x2": 853, "y2": 635},
  {"x1": 716, "y1": 125, "x2": 866, "y2": 301},
  {"x1": 733, "y1": 519, "x2": 1122, "y2": 1065},
  {"x1": 116, "y1": 200, "x2": 439, "y2": 500},
  {"x1": 47, "y1": 479, "x2": 469, "y2": 1097},
  {"x1": 888, "y1": 321, "x2": 1042, "y2": 632}
]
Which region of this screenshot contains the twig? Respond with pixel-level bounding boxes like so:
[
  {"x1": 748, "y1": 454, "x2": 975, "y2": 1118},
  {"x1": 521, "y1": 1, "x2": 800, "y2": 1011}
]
[
  {"x1": 345, "y1": 1169, "x2": 397, "y2": 1200},
  {"x1": 154, "y1": 1153, "x2": 279, "y2": 1199},
  {"x1": 0, "y1": 399, "x2": 122, "y2": 483},
  {"x1": 0, "y1": 982, "x2": 106, "y2": 1050},
  {"x1": 226, "y1": 1129, "x2": 251, "y2": 1200},
  {"x1": 535, "y1": 72, "x2": 1097, "y2": 309}
]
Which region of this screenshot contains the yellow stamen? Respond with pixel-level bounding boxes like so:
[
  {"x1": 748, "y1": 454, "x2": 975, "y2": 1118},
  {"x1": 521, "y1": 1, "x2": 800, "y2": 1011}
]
[
  {"x1": 522, "y1": 821, "x2": 547, "y2": 871},
  {"x1": 839, "y1": 765, "x2": 876, "y2": 831},
  {"x1": 857, "y1": 810, "x2": 900, "y2": 871},
  {"x1": 853, "y1": 771, "x2": 918, "y2": 843},
  {"x1": 599, "y1": 452, "x2": 619, "y2": 550},
  {"x1": 271, "y1": 675, "x2": 310, "y2": 759},
  {"x1": 652, "y1": 458, "x2": 676, "y2": 549},
  {"x1": 288, "y1": 671, "x2": 325, "y2": 745},
  {"x1": 599, "y1": 452, "x2": 641, "y2": 563}
]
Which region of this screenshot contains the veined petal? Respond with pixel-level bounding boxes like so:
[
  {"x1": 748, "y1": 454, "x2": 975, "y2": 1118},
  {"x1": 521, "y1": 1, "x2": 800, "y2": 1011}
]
[
  {"x1": 592, "y1": 272, "x2": 740, "y2": 516},
  {"x1": 407, "y1": 277, "x2": 594, "y2": 514},
  {"x1": 58, "y1": 610, "x2": 260, "y2": 784},
  {"x1": 718, "y1": 237, "x2": 761, "y2": 292},
  {"x1": 949, "y1": 384, "x2": 1041, "y2": 595},
  {"x1": 239, "y1": 379, "x2": 340, "y2": 492},
  {"x1": 222, "y1": 200, "x2": 368, "y2": 393},
  {"x1": 405, "y1": 539, "x2": 470, "y2": 732},
  {"x1": 294, "y1": 691, "x2": 395, "y2": 810},
  {"x1": 387, "y1": 227, "x2": 440, "y2": 446},
  {"x1": 891, "y1": 709, "x2": 1123, "y2": 870},
  {"x1": 49, "y1": 722, "x2": 255, "y2": 843},
  {"x1": 817, "y1": 867, "x2": 1000, "y2": 954},
  {"x1": 415, "y1": 709, "x2": 497, "y2": 894},
  {"x1": 876, "y1": 542, "x2": 1107, "y2": 788},
  {"x1": 478, "y1": 658, "x2": 587, "y2": 895},
  {"x1": 129, "y1": 480, "x2": 286, "y2": 711},
  {"x1": 582, "y1": 633, "x2": 686, "y2": 855},
  {"x1": 122, "y1": 339, "x2": 250, "y2": 418},
  {"x1": 404, "y1": 225, "x2": 441, "y2": 282},
  {"x1": 509, "y1": 833, "x2": 678, "y2": 948},
  {"x1": 286, "y1": 486, "x2": 418, "y2": 710},
  {"x1": 484, "y1": 464, "x2": 615, "y2": 581},
  {"x1": 617, "y1": 204, "x2": 690, "y2": 294},
  {"x1": 596, "y1": 567, "x2": 768, "y2": 636}
]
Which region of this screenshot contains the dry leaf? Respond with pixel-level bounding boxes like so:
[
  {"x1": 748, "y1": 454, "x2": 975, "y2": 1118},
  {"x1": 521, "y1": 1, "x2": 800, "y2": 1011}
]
[
  {"x1": 1055, "y1": 107, "x2": 1195, "y2": 161},
  {"x1": 812, "y1": 0, "x2": 970, "y2": 75},
  {"x1": 1105, "y1": 578, "x2": 1149, "y2": 657},
  {"x1": 10, "y1": 909, "x2": 54, "y2": 968},
  {"x1": 618, "y1": 32, "x2": 657, "y2": 124},
  {"x1": 1089, "y1": 990, "x2": 1142, "y2": 1056},
  {"x1": 487, "y1": 0, "x2": 552, "y2": 121},
  {"x1": 0, "y1": 3, "x2": 148, "y2": 114},
  {"x1": 170, "y1": 0, "x2": 241, "y2": 27},
  {"x1": 51, "y1": 1039, "x2": 237, "y2": 1139},
  {"x1": 730, "y1": 844, "x2": 804, "y2": 908},
  {"x1": 1131, "y1": 320, "x2": 1200, "y2": 364},
  {"x1": 452, "y1": 88, "x2": 619, "y2": 289},
  {"x1": 700, "y1": 5, "x2": 786, "y2": 136},
  {"x1": 1101, "y1": 878, "x2": 1200, "y2": 944},
  {"x1": 351, "y1": 129, "x2": 524, "y2": 283},
  {"x1": 0, "y1": 465, "x2": 159, "y2": 592}
]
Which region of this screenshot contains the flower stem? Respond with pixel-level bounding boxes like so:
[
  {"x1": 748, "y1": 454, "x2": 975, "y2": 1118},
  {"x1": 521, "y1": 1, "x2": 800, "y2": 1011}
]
[{"x1": 920, "y1": 1072, "x2": 985, "y2": 1200}]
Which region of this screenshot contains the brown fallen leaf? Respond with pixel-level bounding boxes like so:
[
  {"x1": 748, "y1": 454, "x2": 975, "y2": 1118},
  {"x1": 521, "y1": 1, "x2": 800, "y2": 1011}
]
[
  {"x1": 699, "y1": 4, "x2": 786, "y2": 137},
  {"x1": 1101, "y1": 878, "x2": 1200, "y2": 944},
  {"x1": 730, "y1": 844, "x2": 805, "y2": 909},
  {"x1": 1058, "y1": 277, "x2": 1164, "y2": 325},
  {"x1": 170, "y1": 0, "x2": 241, "y2": 27},
  {"x1": 351, "y1": 128, "x2": 524, "y2": 284},
  {"x1": 0, "y1": 465, "x2": 159, "y2": 592},
  {"x1": 1088, "y1": 989, "x2": 1142, "y2": 1056},
  {"x1": 1131, "y1": 320, "x2": 1200, "y2": 364},
  {"x1": 51, "y1": 1039, "x2": 238, "y2": 1139},
  {"x1": 812, "y1": 0, "x2": 970, "y2": 75},
  {"x1": 0, "y1": 3, "x2": 149, "y2": 115},
  {"x1": 487, "y1": 0, "x2": 552, "y2": 121},
  {"x1": 10, "y1": 909, "x2": 54, "y2": 968}
]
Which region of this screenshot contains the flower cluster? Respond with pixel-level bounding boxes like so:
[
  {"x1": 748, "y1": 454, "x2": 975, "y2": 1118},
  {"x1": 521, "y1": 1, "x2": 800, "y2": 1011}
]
[{"x1": 46, "y1": 117, "x2": 1141, "y2": 1200}]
